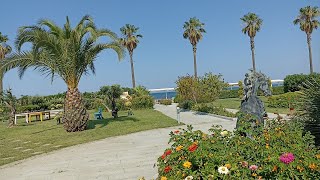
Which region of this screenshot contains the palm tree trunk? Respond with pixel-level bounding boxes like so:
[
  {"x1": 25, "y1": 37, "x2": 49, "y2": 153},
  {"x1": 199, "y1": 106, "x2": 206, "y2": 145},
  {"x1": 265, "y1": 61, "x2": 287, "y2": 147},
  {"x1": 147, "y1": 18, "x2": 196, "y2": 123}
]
[
  {"x1": 63, "y1": 87, "x2": 89, "y2": 132},
  {"x1": 250, "y1": 37, "x2": 256, "y2": 72},
  {"x1": 193, "y1": 46, "x2": 198, "y2": 79},
  {"x1": 129, "y1": 51, "x2": 136, "y2": 88},
  {"x1": 306, "y1": 33, "x2": 313, "y2": 74}
]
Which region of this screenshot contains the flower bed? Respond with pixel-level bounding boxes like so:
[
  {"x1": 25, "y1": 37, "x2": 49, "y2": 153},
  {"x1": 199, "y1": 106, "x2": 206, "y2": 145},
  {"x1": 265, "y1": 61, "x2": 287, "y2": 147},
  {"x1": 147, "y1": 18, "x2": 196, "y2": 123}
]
[{"x1": 157, "y1": 119, "x2": 320, "y2": 179}]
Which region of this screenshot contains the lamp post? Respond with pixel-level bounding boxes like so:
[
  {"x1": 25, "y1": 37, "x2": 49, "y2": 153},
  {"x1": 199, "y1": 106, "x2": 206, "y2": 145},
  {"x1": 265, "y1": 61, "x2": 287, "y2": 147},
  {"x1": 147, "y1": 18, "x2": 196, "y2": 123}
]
[{"x1": 176, "y1": 106, "x2": 181, "y2": 124}]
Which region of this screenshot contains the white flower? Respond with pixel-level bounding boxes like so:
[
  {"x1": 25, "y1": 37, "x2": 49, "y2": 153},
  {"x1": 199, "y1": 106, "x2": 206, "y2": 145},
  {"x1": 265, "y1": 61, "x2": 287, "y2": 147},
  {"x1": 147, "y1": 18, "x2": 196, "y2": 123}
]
[
  {"x1": 185, "y1": 176, "x2": 193, "y2": 180},
  {"x1": 220, "y1": 130, "x2": 229, "y2": 137},
  {"x1": 218, "y1": 166, "x2": 229, "y2": 174}
]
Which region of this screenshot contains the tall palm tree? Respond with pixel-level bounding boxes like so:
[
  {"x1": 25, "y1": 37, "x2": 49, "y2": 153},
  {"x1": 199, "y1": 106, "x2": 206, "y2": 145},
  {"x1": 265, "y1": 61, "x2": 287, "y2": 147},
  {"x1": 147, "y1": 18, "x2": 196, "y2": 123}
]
[
  {"x1": 241, "y1": 13, "x2": 263, "y2": 72},
  {"x1": 1, "y1": 15, "x2": 124, "y2": 132},
  {"x1": 0, "y1": 33, "x2": 12, "y2": 93},
  {"x1": 294, "y1": 6, "x2": 320, "y2": 74},
  {"x1": 183, "y1": 17, "x2": 206, "y2": 79},
  {"x1": 119, "y1": 24, "x2": 142, "y2": 88}
]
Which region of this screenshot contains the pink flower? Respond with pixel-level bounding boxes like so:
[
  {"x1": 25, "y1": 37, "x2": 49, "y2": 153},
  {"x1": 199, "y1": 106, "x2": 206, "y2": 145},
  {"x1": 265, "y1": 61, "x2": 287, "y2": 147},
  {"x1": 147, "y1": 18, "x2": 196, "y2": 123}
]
[
  {"x1": 279, "y1": 153, "x2": 295, "y2": 164},
  {"x1": 249, "y1": 165, "x2": 258, "y2": 171}
]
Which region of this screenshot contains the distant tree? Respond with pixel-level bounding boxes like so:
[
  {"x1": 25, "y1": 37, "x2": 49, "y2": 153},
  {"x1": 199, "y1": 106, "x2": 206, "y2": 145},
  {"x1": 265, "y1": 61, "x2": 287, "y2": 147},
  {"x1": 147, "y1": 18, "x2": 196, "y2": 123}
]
[
  {"x1": 133, "y1": 85, "x2": 150, "y2": 97},
  {"x1": 0, "y1": 32, "x2": 12, "y2": 93},
  {"x1": 1, "y1": 15, "x2": 124, "y2": 132},
  {"x1": 241, "y1": 13, "x2": 263, "y2": 72},
  {"x1": 100, "y1": 85, "x2": 123, "y2": 111},
  {"x1": 238, "y1": 81, "x2": 244, "y2": 99},
  {"x1": 120, "y1": 24, "x2": 143, "y2": 88},
  {"x1": 293, "y1": 6, "x2": 320, "y2": 74},
  {"x1": 183, "y1": 17, "x2": 206, "y2": 79}
]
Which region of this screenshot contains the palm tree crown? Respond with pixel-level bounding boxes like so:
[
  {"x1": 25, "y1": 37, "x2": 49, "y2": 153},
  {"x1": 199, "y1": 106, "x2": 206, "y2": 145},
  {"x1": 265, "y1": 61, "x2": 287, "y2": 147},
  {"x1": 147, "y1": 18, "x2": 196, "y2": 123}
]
[
  {"x1": 183, "y1": 17, "x2": 206, "y2": 47},
  {"x1": 293, "y1": 6, "x2": 320, "y2": 34},
  {"x1": 120, "y1": 24, "x2": 142, "y2": 53},
  {"x1": 2, "y1": 15, "x2": 124, "y2": 89},
  {"x1": 241, "y1": 13, "x2": 263, "y2": 38},
  {"x1": 119, "y1": 24, "x2": 142, "y2": 88},
  {"x1": 0, "y1": 33, "x2": 11, "y2": 60}
]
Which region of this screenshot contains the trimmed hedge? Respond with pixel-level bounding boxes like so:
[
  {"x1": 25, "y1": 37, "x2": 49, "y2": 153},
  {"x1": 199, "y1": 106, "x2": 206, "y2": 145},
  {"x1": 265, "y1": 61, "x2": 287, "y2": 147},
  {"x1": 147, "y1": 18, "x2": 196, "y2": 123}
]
[
  {"x1": 219, "y1": 90, "x2": 238, "y2": 99},
  {"x1": 267, "y1": 92, "x2": 300, "y2": 108},
  {"x1": 192, "y1": 103, "x2": 236, "y2": 117},
  {"x1": 131, "y1": 95, "x2": 154, "y2": 109},
  {"x1": 272, "y1": 86, "x2": 284, "y2": 95}
]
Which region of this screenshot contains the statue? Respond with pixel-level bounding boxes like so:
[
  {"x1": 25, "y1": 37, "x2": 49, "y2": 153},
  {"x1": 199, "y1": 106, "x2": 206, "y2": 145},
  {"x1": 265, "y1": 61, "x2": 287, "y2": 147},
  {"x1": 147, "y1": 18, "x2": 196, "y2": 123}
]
[{"x1": 237, "y1": 69, "x2": 272, "y2": 128}]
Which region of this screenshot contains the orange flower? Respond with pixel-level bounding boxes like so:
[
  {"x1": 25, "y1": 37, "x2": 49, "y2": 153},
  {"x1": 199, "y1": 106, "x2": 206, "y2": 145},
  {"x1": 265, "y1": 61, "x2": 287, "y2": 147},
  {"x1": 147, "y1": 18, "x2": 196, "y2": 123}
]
[
  {"x1": 174, "y1": 130, "x2": 180, "y2": 134},
  {"x1": 258, "y1": 176, "x2": 263, "y2": 180},
  {"x1": 164, "y1": 166, "x2": 172, "y2": 173},
  {"x1": 309, "y1": 163, "x2": 317, "y2": 170},
  {"x1": 272, "y1": 166, "x2": 278, "y2": 172},
  {"x1": 225, "y1": 164, "x2": 231, "y2": 169}
]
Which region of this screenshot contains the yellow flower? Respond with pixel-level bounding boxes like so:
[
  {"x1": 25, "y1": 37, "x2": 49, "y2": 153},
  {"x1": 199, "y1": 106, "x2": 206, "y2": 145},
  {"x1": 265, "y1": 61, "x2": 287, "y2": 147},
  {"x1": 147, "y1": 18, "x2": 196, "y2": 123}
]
[
  {"x1": 316, "y1": 154, "x2": 320, "y2": 159},
  {"x1": 297, "y1": 165, "x2": 304, "y2": 173},
  {"x1": 309, "y1": 163, "x2": 317, "y2": 170},
  {"x1": 161, "y1": 177, "x2": 167, "y2": 180},
  {"x1": 252, "y1": 173, "x2": 257, "y2": 177},
  {"x1": 183, "y1": 161, "x2": 192, "y2": 168},
  {"x1": 176, "y1": 145, "x2": 183, "y2": 151},
  {"x1": 220, "y1": 130, "x2": 229, "y2": 137},
  {"x1": 266, "y1": 144, "x2": 270, "y2": 149},
  {"x1": 225, "y1": 164, "x2": 231, "y2": 169}
]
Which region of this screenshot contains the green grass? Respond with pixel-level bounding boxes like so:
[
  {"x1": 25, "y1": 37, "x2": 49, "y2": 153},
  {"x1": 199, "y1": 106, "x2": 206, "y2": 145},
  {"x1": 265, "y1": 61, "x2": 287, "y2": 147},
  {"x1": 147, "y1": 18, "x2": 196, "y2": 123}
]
[
  {"x1": 0, "y1": 109, "x2": 179, "y2": 166},
  {"x1": 212, "y1": 97, "x2": 290, "y2": 114}
]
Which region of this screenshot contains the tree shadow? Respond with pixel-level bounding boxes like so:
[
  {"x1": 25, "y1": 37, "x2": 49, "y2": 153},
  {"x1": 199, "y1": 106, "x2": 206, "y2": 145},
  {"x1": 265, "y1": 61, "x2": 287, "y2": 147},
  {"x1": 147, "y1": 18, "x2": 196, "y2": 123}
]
[{"x1": 87, "y1": 115, "x2": 139, "y2": 130}]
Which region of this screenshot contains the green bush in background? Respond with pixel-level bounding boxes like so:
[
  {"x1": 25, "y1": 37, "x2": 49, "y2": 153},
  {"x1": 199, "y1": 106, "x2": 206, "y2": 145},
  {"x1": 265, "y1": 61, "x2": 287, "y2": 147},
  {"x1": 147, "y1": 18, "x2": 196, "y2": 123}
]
[
  {"x1": 159, "y1": 99, "x2": 172, "y2": 105},
  {"x1": 131, "y1": 95, "x2": 154, "y2": 109},
  {"x1": 192, "y1": 103, "x2": 236, "y2": 117},
  {"x1": 284, "y1": 73, "x2": 320, "y2": 92},
  {"x1": 219, "y1": 89, "x2": 238, "y2": 99}
]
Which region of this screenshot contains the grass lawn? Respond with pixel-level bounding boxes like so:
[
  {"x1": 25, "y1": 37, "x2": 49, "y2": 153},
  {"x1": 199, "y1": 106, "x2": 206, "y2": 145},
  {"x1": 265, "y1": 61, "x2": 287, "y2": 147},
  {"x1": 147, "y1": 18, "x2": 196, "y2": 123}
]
[
  {"x1": 0, "y1": 109, "x2": 179, "y2": 166},
  {"x1": 212, "y1": 97, "x2": 290, "y2": 114}
]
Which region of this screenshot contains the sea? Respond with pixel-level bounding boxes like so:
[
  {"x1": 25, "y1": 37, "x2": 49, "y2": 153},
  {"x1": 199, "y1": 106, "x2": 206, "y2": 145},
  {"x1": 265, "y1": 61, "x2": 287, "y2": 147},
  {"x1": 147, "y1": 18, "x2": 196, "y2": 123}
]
[{"x1": 150, "y1": 91, "x2": 177, "y2": 100}]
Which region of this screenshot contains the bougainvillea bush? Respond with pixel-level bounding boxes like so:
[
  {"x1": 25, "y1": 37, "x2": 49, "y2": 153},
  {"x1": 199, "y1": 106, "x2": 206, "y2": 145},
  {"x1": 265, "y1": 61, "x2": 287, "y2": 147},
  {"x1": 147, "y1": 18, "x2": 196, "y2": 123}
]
[{"x1": 157, "y1": 119, "x2": 320, "y2": 179}]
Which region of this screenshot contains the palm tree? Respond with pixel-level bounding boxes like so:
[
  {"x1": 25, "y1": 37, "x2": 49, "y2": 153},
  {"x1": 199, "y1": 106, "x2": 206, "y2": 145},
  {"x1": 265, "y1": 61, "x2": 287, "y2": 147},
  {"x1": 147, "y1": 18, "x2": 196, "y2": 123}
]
[
  {"x1": 119, "y1": 24, "x2": 142, "y2": 88},
  {"x1": 183, "y1": 17, "x2": 206, "y2": 79},
  {"x1": 241, "y1": 13, "x2": 263, "y2": 72},
  {"x1": 0, "y1": 33, "x2": 12, "y2": 93},
  {"x1": 293, "y1": 6, "x2": 320, "y2": 74},
  {"x1": 1, "y1": 15, "x2": 124, "y2": 132},
  {"x1": 0, "y1": 88, "x2": 16, "y2": 127}
]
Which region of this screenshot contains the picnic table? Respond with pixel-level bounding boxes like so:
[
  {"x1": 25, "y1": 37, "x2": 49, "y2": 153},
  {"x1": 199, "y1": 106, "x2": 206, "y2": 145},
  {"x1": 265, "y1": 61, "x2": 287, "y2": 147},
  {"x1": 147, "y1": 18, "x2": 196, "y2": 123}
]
[{"x1": 14, "y1": 111, "x2": 51, "y2": 124}]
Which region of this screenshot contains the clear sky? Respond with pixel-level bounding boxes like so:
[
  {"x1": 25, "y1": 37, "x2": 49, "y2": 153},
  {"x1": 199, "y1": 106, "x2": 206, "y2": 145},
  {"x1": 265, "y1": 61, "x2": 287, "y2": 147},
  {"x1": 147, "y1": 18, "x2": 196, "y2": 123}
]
[{"x1": 2, "y1": 0, "x2": 320, "y2": 96}]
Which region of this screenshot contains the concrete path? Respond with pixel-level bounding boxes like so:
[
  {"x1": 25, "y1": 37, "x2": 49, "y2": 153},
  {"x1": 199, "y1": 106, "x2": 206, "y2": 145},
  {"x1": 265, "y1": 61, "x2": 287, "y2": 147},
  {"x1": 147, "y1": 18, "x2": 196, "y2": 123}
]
[{"x1": 0, "y1": 104, "x2": 236, "y2": 180}]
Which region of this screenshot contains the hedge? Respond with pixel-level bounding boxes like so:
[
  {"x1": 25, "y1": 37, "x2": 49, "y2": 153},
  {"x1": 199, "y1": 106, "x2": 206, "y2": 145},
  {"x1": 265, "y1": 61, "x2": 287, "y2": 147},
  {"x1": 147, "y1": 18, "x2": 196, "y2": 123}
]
[{"x1": 284, "y1": 73, "x2": 320, "y2": 92}]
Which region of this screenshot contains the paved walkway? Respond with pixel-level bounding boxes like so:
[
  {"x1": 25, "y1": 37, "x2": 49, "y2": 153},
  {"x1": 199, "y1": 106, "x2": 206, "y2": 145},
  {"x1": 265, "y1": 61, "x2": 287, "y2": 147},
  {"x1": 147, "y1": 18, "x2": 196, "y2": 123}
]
[{"x1": 0, "y1": 104, "x2": 236, "y2": 180}]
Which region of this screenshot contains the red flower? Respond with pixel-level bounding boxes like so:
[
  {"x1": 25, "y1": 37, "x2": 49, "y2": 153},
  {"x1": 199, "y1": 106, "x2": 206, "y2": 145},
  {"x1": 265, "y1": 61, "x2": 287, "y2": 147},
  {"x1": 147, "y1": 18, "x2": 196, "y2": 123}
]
[
  {"x1": 165, "y1": 150, "x2": 172, "y2": 156},
  {"x1": 164, "y1": 166, "x2": 172, "y2": 173},
  {"x1": 174, "y1": 130, "x2": 180, "y2": 134},
  {"x1": 188, "y1": 144, "x2": 198, "y2": 152},
  {"x1": 161, "y1": 154, "x2": 166, "y2": 159}
]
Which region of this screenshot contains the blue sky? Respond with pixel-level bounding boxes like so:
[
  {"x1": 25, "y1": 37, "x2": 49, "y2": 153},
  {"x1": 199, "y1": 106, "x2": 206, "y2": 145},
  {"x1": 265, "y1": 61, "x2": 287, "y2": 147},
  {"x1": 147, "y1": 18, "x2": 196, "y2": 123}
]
[{"x1": 2, "y1": 0, "x2": 320, "y2": 96}]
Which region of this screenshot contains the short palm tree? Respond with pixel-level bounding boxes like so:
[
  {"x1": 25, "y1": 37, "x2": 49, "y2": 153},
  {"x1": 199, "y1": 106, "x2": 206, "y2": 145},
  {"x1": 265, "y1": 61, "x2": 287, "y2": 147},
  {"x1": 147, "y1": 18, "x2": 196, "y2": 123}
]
[
  {"x1": 1, "y1": 15, "x2": 124, "y2": 132},
  {"x1": 0, "y1": 33, "x2": 12, "y2": 93},
  {"x1": 119, "y1": 24, "x2": 142, "y2": 88},
  {"x1": 241, "y1": 13, "x2": 263, "y2": 72},
  {"x1": 183, "y1": 17, "x2": 206, "y2": 79},
  {"x1": 293, "y1": 6, "x2": 320, "y2": 74}
]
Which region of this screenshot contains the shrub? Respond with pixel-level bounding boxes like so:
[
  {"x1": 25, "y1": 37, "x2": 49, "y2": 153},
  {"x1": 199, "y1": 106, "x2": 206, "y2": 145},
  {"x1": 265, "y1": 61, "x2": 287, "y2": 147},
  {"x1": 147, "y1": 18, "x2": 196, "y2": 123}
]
[
  {"x1": 267, "y1": 92, "x2": 300, "y2": 109},
  {"x1": 192, "y1": 103, "x2": 236, "y2": 117},
  {"x1": 131, "y1": 95, "x2": 154, "y2": 109},
  {"x1": 284, "y1": 73, "x2": 320, "y2": 92},
  {"x1": 219, "y1": 90, "x2": 238, "y2": 99},
  {"x1": 176, "y1": 73, "x2": 227, "y2": 103},
  {"x1": 159, "y1": 99, "x2": 172, "y2": 105},
  {"x1": 178, "y1": 100, "x2": 195, "y2": 110},
  {"x1": 157, "y1": 120, "x2": 320, "y2": 179}
]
